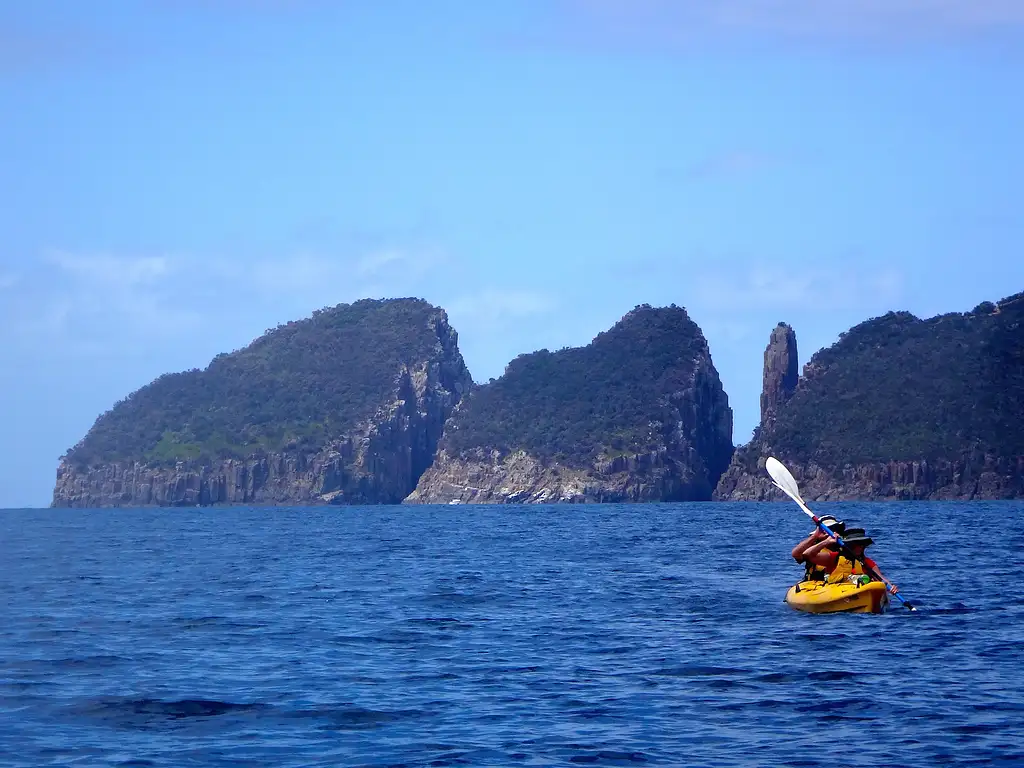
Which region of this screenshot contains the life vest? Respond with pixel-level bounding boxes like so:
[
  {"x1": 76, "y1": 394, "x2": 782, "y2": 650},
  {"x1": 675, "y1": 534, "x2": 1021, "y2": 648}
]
[
  {"x1": 803, "y1": 560, "x2": 830, "y2": 582},
  {"x1": 826, "y1": 555, "x2": 870, "y2": 584},
  {"x1": 801, "y1": 544, "x2": 839, "y2": 582}
]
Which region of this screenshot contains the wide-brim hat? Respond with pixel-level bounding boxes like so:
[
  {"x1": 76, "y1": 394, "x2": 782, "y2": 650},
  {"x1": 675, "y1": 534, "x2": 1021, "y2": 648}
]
[{"x1": 842, "y1": 533, "x2": 874, "y2": 547}]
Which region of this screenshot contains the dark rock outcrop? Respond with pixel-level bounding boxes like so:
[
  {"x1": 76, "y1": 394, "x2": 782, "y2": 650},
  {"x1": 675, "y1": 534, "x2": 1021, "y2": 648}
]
[
  {"x1": 52, "y1": 300, "x2": 472, "y2": 507},
  {"x1": 760, "y1": 322, "x2": 798, "y2": 427},
  {"x1": 714, "y1": 322, "x2": 799, "y2": 502},
  {"x1": 715, "y1": 292, "x2": 1024, "y2": 500},
  {"x1": 406, "y1": 304, "x2": 734, "y2": 504}
]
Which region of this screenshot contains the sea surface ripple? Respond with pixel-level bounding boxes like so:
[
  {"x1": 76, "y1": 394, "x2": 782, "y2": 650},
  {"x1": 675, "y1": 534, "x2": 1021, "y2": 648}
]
[{"x1": 2, "y1": 502, "x2": 1023, "y2": 767}]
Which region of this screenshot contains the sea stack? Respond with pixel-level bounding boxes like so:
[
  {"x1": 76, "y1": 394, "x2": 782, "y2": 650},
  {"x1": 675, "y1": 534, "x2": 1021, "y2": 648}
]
[{"x1": 760, "y1": 322, "x2": 798, "y2": 429}]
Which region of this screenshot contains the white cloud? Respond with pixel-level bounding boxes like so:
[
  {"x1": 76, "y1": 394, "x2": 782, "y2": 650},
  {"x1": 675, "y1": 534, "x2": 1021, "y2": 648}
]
[
  {"x1": 245, "y1": 252, "x2": 348, "y2": 295},
  {"x1": 691, "y1": 265, "x2": 904, "y2": 313},
  {"x1": 446, "y1": 289, "x2": 556, "y2": 325},
  {"x1": 235, "y1": 246, "x2": 448, "y2": 314},
  {"x1": 354, "y1": 249, "x2": 405, "y2": 277},
  {"x1": 44, "y1": 250, "x2": 173, "y2": 287},
  {"x1": 354, "y1": 246, "x2": 448, "y2": 280},
  {"x1": 5, "y1": 244, "x2": 465, "y2": 359},
  {"x1": 3, "y1": 251, "x2": 200, "y2": 350}
]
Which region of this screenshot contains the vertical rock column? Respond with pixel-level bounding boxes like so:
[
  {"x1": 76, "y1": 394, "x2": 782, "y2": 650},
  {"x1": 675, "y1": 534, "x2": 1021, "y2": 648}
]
[
  {"x1": 760, "y1": 322, "x2": 798, "y2": 429},
  {"x1": 712, "y1": 321, "x2": 799, "y2": 500}
]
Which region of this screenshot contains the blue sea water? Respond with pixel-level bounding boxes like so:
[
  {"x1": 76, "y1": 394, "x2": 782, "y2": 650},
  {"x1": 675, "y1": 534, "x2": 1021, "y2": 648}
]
[{"x1": 1, "y1": 502, "x2": 1023, "y2": 767}]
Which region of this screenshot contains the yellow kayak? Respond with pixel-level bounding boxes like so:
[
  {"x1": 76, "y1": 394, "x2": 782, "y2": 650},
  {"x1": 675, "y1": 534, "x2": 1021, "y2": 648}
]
[{"x1": 785, "y1": 579, "x2": 890, "y2": 614}]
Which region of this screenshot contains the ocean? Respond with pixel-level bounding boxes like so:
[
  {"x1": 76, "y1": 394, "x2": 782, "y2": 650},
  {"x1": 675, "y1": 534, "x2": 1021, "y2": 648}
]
[{"x1": 2, "y1": 502, "x2": 1023, "y2": 767}]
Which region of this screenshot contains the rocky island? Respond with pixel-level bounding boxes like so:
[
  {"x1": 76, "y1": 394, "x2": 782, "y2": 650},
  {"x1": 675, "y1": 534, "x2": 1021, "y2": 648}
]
[
  {"x1": 406, "y1": 304, "x2": 734, "y2": 503},
  {"x1": 52, "y1": 299, "x2": 473, "y2": 507},
  {"x1": 51, "y1": 290, "x2": 1024, "y2": 506},
  {"x1": 714, "y1": 293, "x2": 1024, "y2": 500}
]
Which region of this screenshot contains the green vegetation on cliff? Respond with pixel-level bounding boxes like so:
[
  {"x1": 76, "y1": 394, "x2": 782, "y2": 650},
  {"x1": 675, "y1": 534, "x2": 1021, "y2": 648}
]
[
  {"x1": 65, "y1": 298, "x2": 451, "y2": 468},
  {"x1": 442, "y1": 304, "x2": 727, "y2": 467},
  {"x1": 769, "y1": 292, "x2": 1024, "y2": 463}
]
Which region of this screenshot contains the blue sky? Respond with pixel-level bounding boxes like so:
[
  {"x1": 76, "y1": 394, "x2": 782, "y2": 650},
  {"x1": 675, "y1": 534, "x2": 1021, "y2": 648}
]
[{"x1": 2, "y1": 0, "x2": 1023, "y2": 507}]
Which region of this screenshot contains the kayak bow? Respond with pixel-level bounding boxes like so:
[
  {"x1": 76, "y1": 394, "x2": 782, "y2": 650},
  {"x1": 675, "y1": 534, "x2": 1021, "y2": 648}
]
[{"x1": 785, "y1": 579, "x2": 890, "y2": 614}]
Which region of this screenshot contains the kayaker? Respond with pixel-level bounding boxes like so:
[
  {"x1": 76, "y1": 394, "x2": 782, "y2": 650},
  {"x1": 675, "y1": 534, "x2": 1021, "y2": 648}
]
[
  {"x1": 791, "y1": 515, "x2": 845, "y2": 581},
  {"x1": 802, "y1": 529, "x2": 900, "y2": 594}
]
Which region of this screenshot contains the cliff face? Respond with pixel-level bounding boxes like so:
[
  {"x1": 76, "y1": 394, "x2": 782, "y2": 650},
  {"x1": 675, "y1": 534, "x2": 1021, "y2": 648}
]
[
  {"x1": 407, "y1": 305, "x2": 734, "y2": 504},
  {"x1": 714, "y1": 293, "x2": 1024, "y2": 501},
  {"x1": 52, "y1": 301, "x2": 473, "y2": 507},
  {"x1": 714, "y1": 452, "x2": 1024, "y2": 501}
]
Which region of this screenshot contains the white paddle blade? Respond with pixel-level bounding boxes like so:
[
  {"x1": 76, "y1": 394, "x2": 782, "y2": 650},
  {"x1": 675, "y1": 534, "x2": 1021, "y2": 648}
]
[
  {"x1": 765, "y1": 456, "x2": 817, "y2": 518},
  {"x1": 765, "y1": 456, "x2": 801, "y2": 500}
]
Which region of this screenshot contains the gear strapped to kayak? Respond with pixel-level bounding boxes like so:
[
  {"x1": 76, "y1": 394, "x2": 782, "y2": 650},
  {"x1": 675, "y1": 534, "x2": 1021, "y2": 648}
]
[{"x1": 766, "y1": 456, "x2": 915, "y2": 614}]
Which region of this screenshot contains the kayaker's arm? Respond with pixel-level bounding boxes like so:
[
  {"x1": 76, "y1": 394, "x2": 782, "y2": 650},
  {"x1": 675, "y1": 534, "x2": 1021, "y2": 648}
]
[
  {"x1": 803, "y1": 537, "x2": 839, "y2": 567},
  {"x1": 790, "y1": 532, "x2": 820, "y2": 561}
]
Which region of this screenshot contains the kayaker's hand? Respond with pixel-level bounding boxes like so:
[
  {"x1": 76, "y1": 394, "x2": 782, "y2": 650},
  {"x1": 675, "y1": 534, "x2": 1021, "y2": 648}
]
[{"x1": 889, "y1": 584, "x2": 899, "y2": 594}]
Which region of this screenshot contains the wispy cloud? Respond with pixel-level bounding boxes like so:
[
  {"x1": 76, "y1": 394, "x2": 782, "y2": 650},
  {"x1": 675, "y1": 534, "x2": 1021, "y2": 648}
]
[
  {"x1": 0, "y1": 251, "x2": 204, "y2": 356},
  {"x1": 44, "y1": 250, "x2": 173, "y2": 286},
  {"x1": 7, "y1": 244, "x2": 456, "y2": 351},
  {"x1": 5, "y1": 245, "x2": 538, "y2": 381},
  {"x1": 354, "y1": 246, "x2": 448, "y2": 280},
  {"x1": 233, "y1": 246, "x2": 448, "y2": 313},
  {"x1": 355, "y1": 249, "x2": 405, "y2": 278},
  {"x1": 558, "y1": 0, "x2": 1024, "y2": 48},
  {"x1": 691, "y1": 264, "x2": 905, "y2": 313},
  {"x1": 446, "y1": 289, "x2": 556, "y2": 326},
  {"x1": 244, "y1": 252, "x2": 348, "y2": 296},
  {"x1": 41, "y1": 251, "x2": 201, "y2": 339}
]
